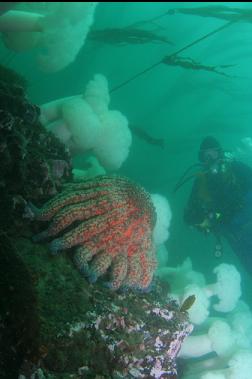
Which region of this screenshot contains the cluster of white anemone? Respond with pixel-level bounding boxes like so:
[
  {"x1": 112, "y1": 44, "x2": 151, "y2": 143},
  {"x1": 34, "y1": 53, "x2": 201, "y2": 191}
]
[
  {"x1": 0, "y1": 3, "x2": 98, "y2": 72},
  {"x1": 156, "y1": 258, "x2": 252, "y2": 379},
  {"x1": 39, "y1": 74, "x2": 132, "y2": 171}
]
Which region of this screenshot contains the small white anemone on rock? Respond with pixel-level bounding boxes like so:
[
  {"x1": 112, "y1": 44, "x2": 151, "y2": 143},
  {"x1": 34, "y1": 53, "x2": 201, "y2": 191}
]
[{"x1": 204, "y1": 263, "x2": 241, "y2": 312}]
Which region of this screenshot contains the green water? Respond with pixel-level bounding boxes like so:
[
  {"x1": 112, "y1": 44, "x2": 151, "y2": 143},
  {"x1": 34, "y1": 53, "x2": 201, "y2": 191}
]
[{"x1": 1, "y1": 2, "x2": 252, "y2": 378}]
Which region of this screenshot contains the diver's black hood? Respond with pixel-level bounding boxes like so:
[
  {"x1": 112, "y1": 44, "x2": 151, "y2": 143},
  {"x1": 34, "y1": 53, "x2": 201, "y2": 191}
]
[{"x1": 198, "y1": 136, "x2": 223, "y2": 163}]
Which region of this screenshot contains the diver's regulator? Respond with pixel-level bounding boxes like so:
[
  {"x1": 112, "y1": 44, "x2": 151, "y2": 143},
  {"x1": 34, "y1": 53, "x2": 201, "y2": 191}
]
[{"x1": 208, "y1": 151, "x2": 234, "y2": 175}]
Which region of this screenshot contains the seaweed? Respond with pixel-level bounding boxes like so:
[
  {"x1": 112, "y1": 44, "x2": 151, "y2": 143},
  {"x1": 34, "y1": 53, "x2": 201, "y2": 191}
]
[
  {"x1": 167, "y1": 5, "x2": 252, "y2": 23},
  {"x1": 163, "y1": 54, "x2": 235, "y2": 77},
  {"x1": 89, "y1": 26, "x2": 173, "y2": 46}
]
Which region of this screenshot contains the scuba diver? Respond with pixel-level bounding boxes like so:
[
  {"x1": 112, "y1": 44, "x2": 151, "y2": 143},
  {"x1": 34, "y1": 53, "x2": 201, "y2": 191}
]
[{"x1": 180, "y1": 136, "x2": 252, "y2": 275}]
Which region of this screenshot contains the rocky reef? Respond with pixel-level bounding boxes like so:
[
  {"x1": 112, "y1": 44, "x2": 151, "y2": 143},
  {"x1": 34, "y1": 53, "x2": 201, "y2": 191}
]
[
  {"x1": 0, "y1": 236, "x2": 192, "y2": 379},
  {"x1": 0, "y1": 65, "x2": 72, "y2": 234},
  {"x1": 0, "y1": 66, "x2": 192, "y2": 379}
]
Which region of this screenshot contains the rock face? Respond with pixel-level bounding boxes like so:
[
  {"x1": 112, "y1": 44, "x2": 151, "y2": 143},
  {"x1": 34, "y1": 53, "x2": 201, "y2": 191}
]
[
  {"x1": 0, "y1": 236, "x2": 192, "y2": 379},
  {"x1": 0, "y1": 66, "x2": 192, "y2": 379},
  {"x1": 0, "y1": 64, "x2": 72, "y2": 234}
]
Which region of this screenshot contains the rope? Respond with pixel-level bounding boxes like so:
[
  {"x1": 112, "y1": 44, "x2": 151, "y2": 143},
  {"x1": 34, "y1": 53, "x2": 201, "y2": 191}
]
[{"x1": 110, "y1": 17, "x2": 241, "y2": 94}]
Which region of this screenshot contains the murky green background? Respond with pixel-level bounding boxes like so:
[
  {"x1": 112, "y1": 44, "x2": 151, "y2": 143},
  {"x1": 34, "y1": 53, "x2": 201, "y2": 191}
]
[{"x1": 1, "y1": 2, "x2": 252, "y2": 303}]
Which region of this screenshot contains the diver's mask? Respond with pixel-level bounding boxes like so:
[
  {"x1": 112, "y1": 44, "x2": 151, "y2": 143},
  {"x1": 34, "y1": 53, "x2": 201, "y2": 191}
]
[{"x1": 201, "y1": 147, "x2": 224, "y2": 174}]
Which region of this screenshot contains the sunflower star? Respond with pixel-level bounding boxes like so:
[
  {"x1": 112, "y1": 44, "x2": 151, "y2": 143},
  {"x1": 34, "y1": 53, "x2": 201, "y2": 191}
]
[{"x1": 32, "y1": 175, "x2": 157, "y2": 290}]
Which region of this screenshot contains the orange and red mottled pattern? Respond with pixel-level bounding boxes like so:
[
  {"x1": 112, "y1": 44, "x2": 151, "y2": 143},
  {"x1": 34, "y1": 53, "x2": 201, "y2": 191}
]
[
  {"x1": 34, "y1": 188, "x2": 111, "y2": 221},
  {"x1": 33, "y1": 175, "x2": 157, "y2": 290}
]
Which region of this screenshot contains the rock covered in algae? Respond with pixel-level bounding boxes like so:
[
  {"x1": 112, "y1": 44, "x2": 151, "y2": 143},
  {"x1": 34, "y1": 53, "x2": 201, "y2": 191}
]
[
  {"x1": 0, "y1": 65, "x2": 72, "y2": 235},
  {"x1": 0, "y1": 236, "x2": 192, "y2": 379}
]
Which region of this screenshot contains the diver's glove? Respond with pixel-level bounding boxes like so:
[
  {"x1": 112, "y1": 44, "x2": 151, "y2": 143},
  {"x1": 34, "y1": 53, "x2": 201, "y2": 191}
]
[
  {"x1": 195, "y1": 212, "x2": 222, "y2": 233},
  {"x1": 195, "y1": 218, "x2": 212, "y2": 233}
]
